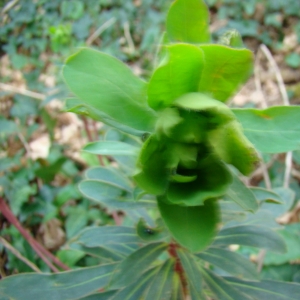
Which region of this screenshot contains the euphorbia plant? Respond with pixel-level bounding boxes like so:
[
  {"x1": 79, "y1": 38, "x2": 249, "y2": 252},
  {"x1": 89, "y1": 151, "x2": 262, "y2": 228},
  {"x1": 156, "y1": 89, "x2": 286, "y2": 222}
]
[
  {"x1": 62, "y1": 0, "x2": 261, "y2": 253},
  {"x1": 2, "y1": 0, "x2": 300, "y2": 299}
]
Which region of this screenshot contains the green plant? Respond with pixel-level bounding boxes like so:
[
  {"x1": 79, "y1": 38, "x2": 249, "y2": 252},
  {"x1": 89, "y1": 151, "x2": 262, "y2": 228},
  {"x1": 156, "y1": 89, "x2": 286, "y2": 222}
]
[{"x1": 1, "y1": 0, "x2": 300, "y2": 299}]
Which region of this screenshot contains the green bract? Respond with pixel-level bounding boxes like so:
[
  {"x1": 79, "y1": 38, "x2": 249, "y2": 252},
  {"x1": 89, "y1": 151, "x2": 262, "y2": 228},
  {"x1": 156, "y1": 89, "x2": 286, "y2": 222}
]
[{"x1": 63, "y1": 0, "x2": 298, "y2": 253}]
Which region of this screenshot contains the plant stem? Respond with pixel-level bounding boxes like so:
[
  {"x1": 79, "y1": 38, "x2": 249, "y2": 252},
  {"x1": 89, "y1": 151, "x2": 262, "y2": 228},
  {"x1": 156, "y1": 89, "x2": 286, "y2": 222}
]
[
  {"x1": 0, "y1": 197, "x2": 69, "y2": 272},
  {"x1": 168, "y1": 242, "x2": 188, "y2": 298}
]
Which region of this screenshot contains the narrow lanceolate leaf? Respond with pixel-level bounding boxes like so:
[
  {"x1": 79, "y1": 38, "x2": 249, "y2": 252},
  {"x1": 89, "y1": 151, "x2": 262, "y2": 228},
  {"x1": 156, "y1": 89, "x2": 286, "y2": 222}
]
[
  {"x1": 197, "y1": 247, "x2": 259, "y2": 280},
  {"x1": 198, "y1": 45, "x2": 254, "y2": 102},
  {"x1": 143, "y1": 258, "x2": 175, "y2": 300},
  {"x1": 166, "y1": 0, "x2": 210, "y2": 43},
  {"x1": 171, "y1": 273, "x2": 185, "y2": 300},
  {"x1": 111, "y1": 266, "x2": 161, "y2": 300},
  {"x1": 225, "y1": 277, "x2": 300, "y2": 300},
  {"x1": 177, "y1": 249, "x2": 206, "y2": 299},
  {"x1": 0, "y1": 263, "x2": 116, "y2": 300},
  {"x1": 74, "y1": 226, "x2": 142, "y2": 249},
  {"x1": 80, "y1": 290, "x2": 118, "y2": 300},
  {"x1": 78, "y1": 180, "x2": 156, "y2": 211},
  {"x1": 63, "y1": 48, "x2": 157, "y2": 134},
  {"x1": 148, "y1": 44, "x2": 204, "y2": 110},
  {"x1": 213, "y1": 225, "x2": 287, "y2": 253},
  {"x1": 85, "y1": 167, "x2": 132, "y2": 192},
  {"x1": 250, "y1": 187, "x2": 283, "y2": 204},
  {"x1": 201, "y1": 269, "x2": 252, "y2": 300},
  {"x1": 158, "y1": 199, "x2": 219, "y2": 252},
  {"x1": 225, "y1": 174, "x2": 258, "y2": 213},
  {"x1": 232, "y1": 106, "x2": 300, "y2": 153},
  {"x1": 109, "y1": 242, "x2": 168, "y2": 289},
  {"x1": 83, "y1": 141, "x2": 139, "y2": 156}
]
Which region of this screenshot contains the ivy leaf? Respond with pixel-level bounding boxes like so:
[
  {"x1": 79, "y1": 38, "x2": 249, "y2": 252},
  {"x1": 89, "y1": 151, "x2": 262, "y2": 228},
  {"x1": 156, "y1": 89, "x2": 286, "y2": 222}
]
[
  {"x1": 232, "y1": 106, "x2": 300, "y2": 153},
  {"x1": 198, "y1": 45, "x2": 254, "y2": 102},
  {"x1": 157, "y1": 199, "x2": 219, "y2": 252},
  {"x1": 62, "y1": 48, "x2": 157, "y2": 134},
  {"x1": 166, "y1": 0, "x2": 210, "y2": 43},
  {"x1": 148, "y1": 44, "x2": 204, "y2": 110}
]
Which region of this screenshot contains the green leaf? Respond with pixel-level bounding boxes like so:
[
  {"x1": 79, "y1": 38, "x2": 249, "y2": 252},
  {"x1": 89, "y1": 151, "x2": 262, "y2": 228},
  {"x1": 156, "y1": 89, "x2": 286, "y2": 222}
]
[
  {"x1": 63, "y1": 48, "x2": 157, "y2": 134},
  {"x1": 109, "y1": 242, "x2": 168, "y2": 289},
  {"x1": 85, "y1": 167, "x2": 132, "y2": 192},
  {"x1": 225, "y1": 277, "x2": 300, "y2": 300},
  {"x1": 78, "y1": 180, "x2": 156, "y2": 211},
  {"x1": 157, "y1": 199, "x2": 219, "y2": 252},
  {"x1": 80, "y1": 291, "x2": 118, "y2": 300},
  {"x1": 65, "y1": 98, "x2": 146, "y2": 136},
  {"x1": 214, "y1": 225, "x2": 287, "y2": 253},
  {"x1": 147, "y1": 44, "x2": 204, "y2": 110},
  {"x1": 83, "y1": 141, "x2": 139, "y2": 156},
  {"x1": 166, "y1": 0, "x2": 210, "y2": 43},
  {"x1": 0, "y1": 263, "x2": 116, "y2": 300},
  {"x1": 202, "y1": 269, "x2": 252, "y2": 300},
  {"x1": 74, "y1": 226, "x2": 142, "y2": 249},
  {"x1": 261, "y1": 187, "x2": 295, "y2": 218},
  {"x1": 232, "y1": 106, "x2": 300, "y2": 153},
  {"x1": 250, "y1": 187, "x2": 283, "y2": 204},
  {"x1": 166, "y1": 154, "x2": 232, "y2": 206},
  {"x1": 208, "y1": 120, "x2": 259, "y2": 175},
  {"x1": 264, "y1": 223, "x2": 300, "y2": 265},
  {"x1": 171, "y1": 273, "x2": 185, "y2": 300},
  {"x1": 136, "y1": 219, "x2": 169, "y2": 242},
  {"x1": 225, "y1": 173, "x2": 258, "y2": 212},
  {"x1": 143, "y1": 258, "x2": 175, "y2": 300},
  {"x1": 133, "y1": 135, "x2": 170, "y2": 195},
  {"x1": 197, "y1": 247, "x2": 259, "y2": 280},
  {"x1": 110, "y1": 266, "x2": 160, "y2": 300},
  {"x1": 177, "y1": 249, "x2": 206, "y2": 299},
  {"x1": 198, "y1": 45, "x2": 254, "y2": 102},
  {"x1": 219, "y1": 29, "x2": 244, "y2": 48}
]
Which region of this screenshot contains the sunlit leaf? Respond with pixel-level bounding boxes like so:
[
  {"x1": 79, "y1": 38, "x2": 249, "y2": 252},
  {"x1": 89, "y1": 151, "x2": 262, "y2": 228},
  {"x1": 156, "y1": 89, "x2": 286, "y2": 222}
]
[
  {"x1": 148, "y1": 44, "x2": 204, "y2": 110},
  {"x1": 232, "y1": 106, "x2": 300, "y2": 153},
  {"x1": 63, "y1": 48, "x2": 157, "y2": 134},
  {"x1": 198, "y1": 45, "x2": 253, "y2": 102},
  {"x1": 166, "y1": 0, "x2": 210, "y2": 43}
]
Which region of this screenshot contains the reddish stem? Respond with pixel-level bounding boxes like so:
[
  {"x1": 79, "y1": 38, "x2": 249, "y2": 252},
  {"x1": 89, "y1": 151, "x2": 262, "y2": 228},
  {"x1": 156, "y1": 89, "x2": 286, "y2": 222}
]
[
  {"x1": 0, "y1": 197, "x2": 69, "y2": 272},
  {"x1": 168, "y1": 242, "x2": 188, "y2": 297}
]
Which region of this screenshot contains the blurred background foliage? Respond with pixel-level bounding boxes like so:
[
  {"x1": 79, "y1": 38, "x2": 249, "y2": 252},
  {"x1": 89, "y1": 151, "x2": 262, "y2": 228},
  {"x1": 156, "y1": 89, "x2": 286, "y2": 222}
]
[{"x1": 0, "y1": 0, "x2": 300, "y2": 282}]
